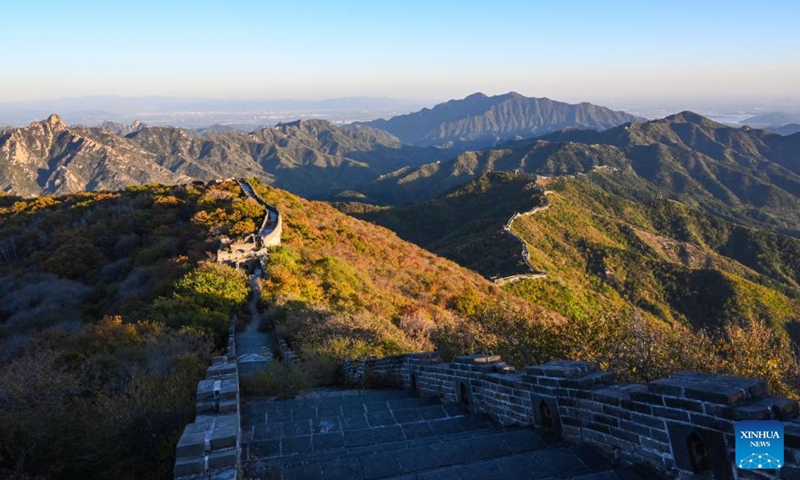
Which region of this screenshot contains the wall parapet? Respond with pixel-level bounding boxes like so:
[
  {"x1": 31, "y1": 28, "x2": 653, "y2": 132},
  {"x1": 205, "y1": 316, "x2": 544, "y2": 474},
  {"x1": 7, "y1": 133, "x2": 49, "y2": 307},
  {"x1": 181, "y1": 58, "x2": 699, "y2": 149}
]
[
  {"x1": 238, "y1": 178, "x2": 282, "y2": 248},
  {"x1": 341, "y1": 353, "x2": 800, "y2": 480},
  {"x1": 174, "y1": 319, "x2": 241, "y2": 480}
]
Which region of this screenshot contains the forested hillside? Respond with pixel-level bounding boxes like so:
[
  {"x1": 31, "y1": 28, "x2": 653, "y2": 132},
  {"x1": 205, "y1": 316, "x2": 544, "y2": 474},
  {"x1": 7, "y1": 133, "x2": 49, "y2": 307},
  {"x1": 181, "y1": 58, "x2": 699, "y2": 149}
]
[
  {"x1": 347, "y1": 174, "x2": 800, "y2": 396},
  {"x1": 0, "y1": 180, "x2": 261, "y2": 479}
]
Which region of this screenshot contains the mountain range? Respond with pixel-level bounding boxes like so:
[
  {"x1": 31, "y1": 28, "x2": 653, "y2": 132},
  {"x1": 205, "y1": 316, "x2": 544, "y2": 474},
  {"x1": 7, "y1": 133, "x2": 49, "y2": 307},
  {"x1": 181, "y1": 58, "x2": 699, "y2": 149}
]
[
  {"x1": 359, "y1": 112, "x2": 800, "y2": 237},
  {"x1": 4, "y1": 91, "x2": 800, "y2": 480},
  {"x1": 742, "y1": 111, "x2": 800, "y2": 128},
  {"x1": 360, "y1": 92, "x2": 644, "y2": 149},
  {"x1": 345, "y1": 171, "x2": 800, "y2": 345},
  {"x1": 0, "y1": 114, "x2": 456, "y2": 198},
  {"x1": 0, "y1": 93, "x2": 640, "y2": 198}
]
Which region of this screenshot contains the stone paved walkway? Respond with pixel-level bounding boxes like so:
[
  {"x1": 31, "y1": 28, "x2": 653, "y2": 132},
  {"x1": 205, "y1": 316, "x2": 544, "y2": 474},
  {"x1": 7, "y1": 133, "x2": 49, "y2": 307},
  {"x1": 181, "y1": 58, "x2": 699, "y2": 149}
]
[
  {"x1": 237, "y1": 273, "x2": 273, "y2": 376},
  {"x1": 239, "y1": 389, "x2": 657, "y2": 480}
]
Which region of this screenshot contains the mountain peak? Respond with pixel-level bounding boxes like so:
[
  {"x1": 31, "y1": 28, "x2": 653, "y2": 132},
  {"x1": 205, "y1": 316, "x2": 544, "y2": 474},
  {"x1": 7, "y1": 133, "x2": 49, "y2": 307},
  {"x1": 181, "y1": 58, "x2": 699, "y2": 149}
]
[
  {"x1": 361, "y1": 93, "x2": 642, "y2": 148},
  {"x1": 665, "y1": 111, "x2": 716, "y2": 126},
  {"x1": 464, "y1": 92, "x2": 488, "y2": 100},
  {"x1": 43, "y1": 114, "x2": 67, "y2": 130},
  {"x1": 501, "y1": 91, "x2": 526, "y2": 99}
]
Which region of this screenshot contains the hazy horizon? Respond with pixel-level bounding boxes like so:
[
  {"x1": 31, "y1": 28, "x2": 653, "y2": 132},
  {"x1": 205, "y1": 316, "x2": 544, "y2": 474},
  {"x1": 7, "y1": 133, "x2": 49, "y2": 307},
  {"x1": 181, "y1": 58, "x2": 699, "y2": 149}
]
[{"x1": 2, "y1": 0, "x2": 799, "y2": 106}]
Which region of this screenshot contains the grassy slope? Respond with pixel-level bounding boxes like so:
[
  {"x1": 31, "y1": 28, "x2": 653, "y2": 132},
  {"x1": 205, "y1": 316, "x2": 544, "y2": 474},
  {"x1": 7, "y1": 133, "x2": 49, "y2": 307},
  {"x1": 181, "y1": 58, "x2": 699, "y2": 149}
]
[
  {"x1": 0, "y1": 180, "x2": 261, "y2": 480},
  {"x1": 351, "y1": 174, "x2": 800, "y2": 341},
  {"x1": 508, "y1": 178, "x2": 800, "y2": 336},
  {"x1": 249, "y1": 178, "x2": 553, "y2": 365},
  {"x1": 338, "y1": 171, "x2": 547, "y2": 278}
]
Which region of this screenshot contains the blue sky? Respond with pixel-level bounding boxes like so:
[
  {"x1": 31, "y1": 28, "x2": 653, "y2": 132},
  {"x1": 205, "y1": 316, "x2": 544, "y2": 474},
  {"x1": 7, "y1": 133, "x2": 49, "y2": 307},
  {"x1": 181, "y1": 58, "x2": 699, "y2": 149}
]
[{"x1": 1, "y1": 0, "x2": 798, "y2": 103}]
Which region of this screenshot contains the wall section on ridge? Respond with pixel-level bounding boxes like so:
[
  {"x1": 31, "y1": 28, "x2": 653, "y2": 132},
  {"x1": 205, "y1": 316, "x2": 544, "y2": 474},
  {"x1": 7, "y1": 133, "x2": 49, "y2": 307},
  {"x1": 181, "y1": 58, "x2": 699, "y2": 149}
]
[{"x1": 342, "y1": 353, "x2": 800, "y2": 480}]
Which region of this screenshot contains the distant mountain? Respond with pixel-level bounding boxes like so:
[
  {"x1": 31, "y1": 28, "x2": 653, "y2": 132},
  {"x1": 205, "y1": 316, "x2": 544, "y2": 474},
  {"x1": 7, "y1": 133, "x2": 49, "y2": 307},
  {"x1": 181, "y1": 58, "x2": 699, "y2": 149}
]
[
  {"x1": 0, "y1": 115, "x2": 186, "y2": 195},
  {"x1": 0, "y1": 95, "x2": 428, "y2": 128},
  {"x1": 359, "y1": 92, "x2": 644, "y2": 149},
  {"x1": 192, "y1": 124, "x2": 240, "y2": 135},
  {"x1": 360, "y1": 112, "x2": 800, "y2": 236},
  {"x1": 98, "y1": 119, "x2": 146, "y2": 135},
  {"x1": 770, "y1": 123, "x2": 800, "y2": 136},
  {"x1": 741, "y1": 111, "x2": 800, "y2": 128},
  {"x1": 0, "y1": 115, "x2": 456, "y2": 198}
]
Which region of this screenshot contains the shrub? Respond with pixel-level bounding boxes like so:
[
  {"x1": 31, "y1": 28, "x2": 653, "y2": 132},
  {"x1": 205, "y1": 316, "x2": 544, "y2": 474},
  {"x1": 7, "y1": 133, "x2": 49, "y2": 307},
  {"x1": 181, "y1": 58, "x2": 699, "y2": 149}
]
[{"x1": 239, "y1": 363, "x2": 310, "y2": 399}]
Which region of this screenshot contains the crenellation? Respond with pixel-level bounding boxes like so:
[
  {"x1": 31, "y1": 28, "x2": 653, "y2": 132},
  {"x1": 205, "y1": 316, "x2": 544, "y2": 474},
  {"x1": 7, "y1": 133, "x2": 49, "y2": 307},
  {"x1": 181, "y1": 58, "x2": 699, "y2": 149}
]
[
  {"x1": 340, "y1": 352, "x2": 799, "y2": 479},
  {"x1": 174, "y1": 319, "x2": 241, "y2": 480},
  {"x1": 663, "y1": 396, "x2": 706, "y2": 412},
  {"x1": 630, "y1": 390, "x2": 666, "y2": 406}
]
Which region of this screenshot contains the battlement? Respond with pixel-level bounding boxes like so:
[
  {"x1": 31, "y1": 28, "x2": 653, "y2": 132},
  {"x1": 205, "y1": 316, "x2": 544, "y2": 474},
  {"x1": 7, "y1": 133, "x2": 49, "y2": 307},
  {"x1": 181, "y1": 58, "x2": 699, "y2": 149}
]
[
  {"x1": 342, "y1": 354, "x2": 800, "y2": 480},
  {"x1": 174, "y1": 320, "x2": 242, "y2": 480}
]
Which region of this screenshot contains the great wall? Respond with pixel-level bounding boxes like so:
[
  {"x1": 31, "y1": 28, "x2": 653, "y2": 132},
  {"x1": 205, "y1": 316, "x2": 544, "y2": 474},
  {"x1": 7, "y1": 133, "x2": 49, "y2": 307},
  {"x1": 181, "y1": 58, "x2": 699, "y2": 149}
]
[
  {"x1": 174, "y1": 179, "x2": 281, "y2": 479},
  {"x1": 493, "y1": 188, "x2": 552, "y2": 286},
  {"x1": 174, "y1": 179, "x2": 799, "y2": 480}
]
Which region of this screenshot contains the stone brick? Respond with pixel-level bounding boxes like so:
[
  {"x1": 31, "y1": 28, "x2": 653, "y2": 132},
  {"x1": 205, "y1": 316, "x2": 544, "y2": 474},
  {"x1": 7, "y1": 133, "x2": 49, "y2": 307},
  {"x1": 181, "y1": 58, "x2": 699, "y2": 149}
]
[
  {"x1": 629, "y1": 391, "x2": 664, "y2": 406},
  {"x1": 600, "y1": 405, "x2": 631, "y2": 421},
  {"x1": 634, "y1": 447, "x2": 668, "y2": 468},
  {"x1": 650, "y1": 406, "x2": 690, "y2": 422},
  {"x1": 197, "y1": 379, "x2": 218, "y2": 398},
  {"x1": 610, "y1": 426, "x2": 640, "y2": 444},
  {"x1": 622, "y1": 400, "x2": 652, "y2": 415},
  {"x1": 591, "y1": 414, "x2": 620, "y2": 427},
  {"x1": 650, "y1": 428, "x2": 669, "y2": 444},
  {"x1": 607, "y1": 435, "x2": 635, "y2": 452},
  {"x1": 654, "y1": 371, "x2": 768, "y2": 405},
  {"x1": 576, "y1": 399, "x2": 604, "y2": 413},
  {"x1": 689, "y1": 413, "x2": 734, "y2": 432},
  {"x1": 573, "y1": 389, "x2": 594, "y2": 400},
  {"x1": 581, "y1": 428, "x2": 608, "y2": 444},
  {"x1": 561, "y1": 371, "x2": 616, "y2": 389},
  {"x1": 592, "y1": 384, "x2": 645, "y2": 406},
  {"x1": 176, "y1": 431, "x2": 206, "y2": 458},
  {"x1": 219, "y1": 400, "x2": 238, "y2": 414},
  {"x1": 207, "y1": 448, "x2": 238, "y2": 470},
  {"x1": 210, "y1": 425, "x2": 237, "y2": 450},
  {"x1": 212, "y1": 356, "x2": 227, "y2": 365},
  {"x1": 207, "y1": 363, "x2": 237, "y2": 378},
  {"x1": 618, "y1": 419, "x2": 649, "y2": 437},
  {"x1": 174, "y1": 456, "x2": 204, "y2": 478},
  {"x1": 561, "y1": 425, "x2": 581, "y2": 438},
  {"x1": 584, "y1": 421, "x2": 611, "y2": 434},
  {"x1": 525, "y1": 360, "x2": 599, "y2": 379},
  {"x1": 197, "y1": 401, "x2": 216, "y2": 414},
  {"x1": 454, "y1": 354, "x2": 501, "y2": 364},
  {"x1": 536, "y1": 376, "x2": 564, "y2": 387},
  {"x1": 662, "y1": 396, "x2": 704, "y2": 412},
  {"x1": 639, "y1": 436, "x2": 670, "y2": 454},
  {"x1": 219, "y1": 385, "x2": 238, "y2": 402},
  {"x1": 629, "y1": 412, "x2": 664, "y2": 429}
]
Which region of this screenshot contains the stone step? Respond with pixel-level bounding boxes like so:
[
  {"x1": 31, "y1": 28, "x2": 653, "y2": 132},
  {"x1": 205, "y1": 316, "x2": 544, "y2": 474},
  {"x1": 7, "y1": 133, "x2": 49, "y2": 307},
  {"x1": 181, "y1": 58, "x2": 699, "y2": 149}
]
[
  {"x1": 246, "y1": 428, "x2": 583, "y2": 480},
  {"x1": 247, "y1": 423, "x2": 540, "y2": 469},
  {"x1": 373, "y1": 452, "x2": 631, "y2": 480},
  {"x1": 260, "y1": 398, "x2": 451, "y2": 427},
  {"x1": 242, "y1": 395, "x2": 471, "y2": 440},
  {"x1": 252, "y1": 390, "x2": 439, "y2": 415}
]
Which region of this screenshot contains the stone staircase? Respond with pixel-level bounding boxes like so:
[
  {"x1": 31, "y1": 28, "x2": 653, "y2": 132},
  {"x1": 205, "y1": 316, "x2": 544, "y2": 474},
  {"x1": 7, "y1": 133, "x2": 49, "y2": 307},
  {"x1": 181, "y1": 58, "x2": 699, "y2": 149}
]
[{"x1": 240, "y1": 389, "x2": 654, "y2": 480}]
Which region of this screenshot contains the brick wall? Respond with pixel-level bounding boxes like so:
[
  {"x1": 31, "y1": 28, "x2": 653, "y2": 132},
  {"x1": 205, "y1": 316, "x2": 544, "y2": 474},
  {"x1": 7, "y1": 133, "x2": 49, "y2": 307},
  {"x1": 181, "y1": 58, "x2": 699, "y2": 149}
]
[
  {"x1": 174, "y1": 319, "x2": 241, "y2": 480},
  {"x1": 238, "y1": 178, "x2": 282, "y2": 248},
  {"x1": 341, "y1": 353, "x2": 799, "y2": 480}
]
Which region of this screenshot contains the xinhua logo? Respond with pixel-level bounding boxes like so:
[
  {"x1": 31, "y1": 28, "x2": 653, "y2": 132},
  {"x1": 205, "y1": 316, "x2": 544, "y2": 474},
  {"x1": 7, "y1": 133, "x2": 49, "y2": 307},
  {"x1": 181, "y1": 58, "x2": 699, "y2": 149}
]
[{"x1": 735, "y1": 420, "x2": 784, "y2": 469}]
